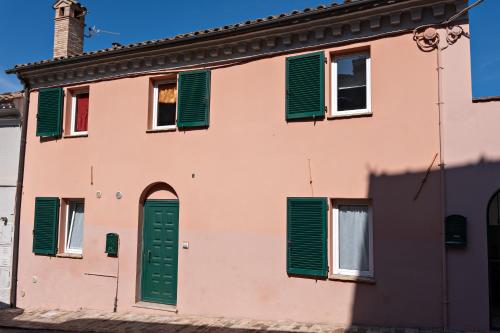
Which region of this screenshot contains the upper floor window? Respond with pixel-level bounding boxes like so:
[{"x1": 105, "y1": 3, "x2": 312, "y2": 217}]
[
  {"x1": 70, "y1": 92, "x2": 89, "y2": 135},
  {"x1": 36, "y1": 88, "x2": 64, "y2": 138},
  {"x1": 285, "y1": 52, "x2": 325, "y2": 121},
  {"x1": 150, "y1": 70, "x2": 211, "y2": 131},
  {"x1": 331, "y1": 53, "x2": 371, "y2": 117},
  {"x1": 152, "y1": 81, "x2": 177, "y2": 130}
]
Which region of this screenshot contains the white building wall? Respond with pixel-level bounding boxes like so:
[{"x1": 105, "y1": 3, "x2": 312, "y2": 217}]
[{"x1": 0, "y1": 126, "x2": 21, "y2": 307}]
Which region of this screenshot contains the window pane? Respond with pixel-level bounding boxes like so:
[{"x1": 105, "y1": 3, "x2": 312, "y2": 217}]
[
  {"x1": 336, "y1": 55, "x2": 367, "y2": 111},
  {"x1": 75, "y1": 93, "x2": 89, "y2": 132},
  {"x1": 157, "y1": 83, "x2": 177, "y2": 126},
  {"x1": 338, "y1": 87, "x2": 366, "y2": 111},
  {"x1": 68, "y1": 202, "x2": 84, "y2": 251},
  {"x1": 338, "y1": 205, "x2": 369, "y2": 271}
]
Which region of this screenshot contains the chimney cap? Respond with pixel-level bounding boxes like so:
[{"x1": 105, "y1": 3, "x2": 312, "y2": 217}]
[{"x1": 52, "y1": 0, "x2": 86, "y2": 58}]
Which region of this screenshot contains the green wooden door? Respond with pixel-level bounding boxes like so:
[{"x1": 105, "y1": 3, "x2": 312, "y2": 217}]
[{"x1": 141, "y1": 200, "x2": 179, "y2": 305}]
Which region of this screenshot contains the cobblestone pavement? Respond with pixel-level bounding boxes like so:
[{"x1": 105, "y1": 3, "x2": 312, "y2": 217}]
[
  {"x1": 0, "y1": 328, "x2": 68, "y2": 333},
  {"x1": 0, "y1": 308, "x2": 474, "y2": 333},
  {"x1": 0, "y1": 308, "x2": 345, "y2": 333}
]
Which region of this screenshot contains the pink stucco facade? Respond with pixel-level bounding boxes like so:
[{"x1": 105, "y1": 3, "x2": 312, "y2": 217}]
[
  {"x1": 439, "y1": 24, "x2": 500, "y2": 332},
  {"x1": 16, "y1": 31, "x2": 448, "y2": 328}
]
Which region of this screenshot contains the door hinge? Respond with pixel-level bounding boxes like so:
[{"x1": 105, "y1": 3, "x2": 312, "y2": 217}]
[
  {"x1": 324, "y1": 106, "x2": 328, "y2": 113},
  {"x1": 324, "y1": 57, "x2": 328, "y2": 64}
]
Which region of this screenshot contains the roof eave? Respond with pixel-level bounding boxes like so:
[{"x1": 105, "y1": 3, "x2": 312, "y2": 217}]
[{"x1": 6, "y1": 0, "x2": 398, "y2": 75}]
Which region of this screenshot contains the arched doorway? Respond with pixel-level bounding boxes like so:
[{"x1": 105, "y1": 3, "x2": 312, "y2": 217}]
[
  {"x1": 488, "y1": 190, "x2": 500, "y2": 329},
  {"x1": 138, "y1": 182, "x2": 179, "y2": 306}
]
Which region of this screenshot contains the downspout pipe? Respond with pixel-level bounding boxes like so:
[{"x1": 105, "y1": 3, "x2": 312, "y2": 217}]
[
  {"x1": 413, "y1": 25, "x2": 449, "y2": 331},
  {"x1": 10, "y1": 74, "x2": 30, "y2": 308},
  {"x1": 436, "y1": 40, "x2": 448, "y2": 331}
]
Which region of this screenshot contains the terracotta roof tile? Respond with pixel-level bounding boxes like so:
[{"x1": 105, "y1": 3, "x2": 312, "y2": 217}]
[
  {"x1": 0, "y1": 91, "x2": 23, "y2": 102},
  {"x1": 7, "y1": 0, "x2": 399, "y2": 73}
]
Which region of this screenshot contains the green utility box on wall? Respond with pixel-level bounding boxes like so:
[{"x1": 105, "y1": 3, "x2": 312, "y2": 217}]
[
  {"x1": 445, "y1": 215, "x2": 467, "y2": 247},
  {"x1": 105, "y1": 233, "x2": 119, "y2": 257}
]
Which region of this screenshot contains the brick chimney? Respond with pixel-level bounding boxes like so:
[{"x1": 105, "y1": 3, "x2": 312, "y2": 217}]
[{"x1": 52, "y1": 0, "x2": 86, "y2": 58}]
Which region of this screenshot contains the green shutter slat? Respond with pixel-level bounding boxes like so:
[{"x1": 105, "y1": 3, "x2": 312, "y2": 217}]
[
  {"x1": 177, "y1": 70, "x2": 210, "y2": 128},
  {"x1": 36, "y1": 88, "x2": 63, "y2": 137},
  {"x1": 287, "y1": 197, "x2": 328, "y2": 278},
  {"x1": 33, "y1": 197, "x2": 60, "y2": 255},
  {"x1": 286, "y1": 52, "x2": 325, "y2": 120}
]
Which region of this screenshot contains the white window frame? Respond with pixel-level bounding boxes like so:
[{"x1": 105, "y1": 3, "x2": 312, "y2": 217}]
[
  {"x1": 70, "y1": 92, "x2": 89, "y2": 136},
  {"x1": 331, "y1": 53, "x2": 371, "y2": 117},
  {"x1": 64, "y1": 200, "x2": 84, "y2": 254},
  {"x1": 152, "y1": 80, "x2": 177, "y2": 130},
  {"x1": 332, "y1": 200, "x2": 374, "y2": 278}
]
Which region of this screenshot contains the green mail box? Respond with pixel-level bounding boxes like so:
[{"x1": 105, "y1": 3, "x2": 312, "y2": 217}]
[
  {"x1": 105, "y1": 233, "x2": 119, "y2": 257},
  {"x1": 445, "y1": 215, "x2": 467, "y2": 247}
]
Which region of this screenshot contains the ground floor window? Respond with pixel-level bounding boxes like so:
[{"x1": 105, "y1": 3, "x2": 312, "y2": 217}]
[
  {"x1": 332, "y1": 201, "x2": 373, "y2": 277},
  {"x1": 286, "y1": 197, "x2": 328, "y2": 278},
  {"x1": 286, "y1": 197, "x2": 374, "y2": 280},
  {"x1": 65, "y1": 200, "x2": 84, "y2": 254},
  {"x1": 32, "y1": 197, "x2": 85, "y2": 256}
]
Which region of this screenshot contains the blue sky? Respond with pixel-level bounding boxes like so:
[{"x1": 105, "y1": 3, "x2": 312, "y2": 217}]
[
  {"x1": 0, "y1": 0, "x2": 497, "y2": 98},
  {"x1": 469, "y1": 0, "x2": 500, "y2": 97}
]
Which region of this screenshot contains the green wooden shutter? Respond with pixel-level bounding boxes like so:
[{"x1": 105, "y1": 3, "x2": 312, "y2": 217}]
[
  {"x1": 33, "y1": 197, "x2": 60, "y2": 255},
  {"x1": 177, "y1": 70, "x2": 210, "y2": 128},
  {"x1": 37, "y1": 88, "x2": 64, "y2": 137},
  {"x1": 286, "y1": 52, "x2": 325, "y2": 120},
  {"x1": 287, "y1": 197, "x2": 328, "y2": 278}
]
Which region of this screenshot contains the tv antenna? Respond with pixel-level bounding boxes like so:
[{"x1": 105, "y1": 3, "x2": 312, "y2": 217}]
[{"x1": 85, "y1": 25, "x2": 120, "y2": 38}]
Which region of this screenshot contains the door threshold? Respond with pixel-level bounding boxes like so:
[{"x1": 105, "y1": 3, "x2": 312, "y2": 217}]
[{"x1": 133, "y1": 301, "x2": 178, "y2": 313}]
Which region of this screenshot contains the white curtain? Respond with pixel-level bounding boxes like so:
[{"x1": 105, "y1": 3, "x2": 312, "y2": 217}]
[
  {"x1": 68, "y1": 203, "x2": 84, "y2": 250},
  {"x1": 339, "y1": 205, "x2": 369, "y2": 271}
]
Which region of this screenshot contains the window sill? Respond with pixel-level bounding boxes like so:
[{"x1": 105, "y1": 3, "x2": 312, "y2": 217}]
[
  {"x1": 329, "y1": 274, "x2": 375, "y2": 284},
  {"x1": 146, "y1": 128, "x2": 177, "y2": 133},
  {"x1": 64, "y1": 133, "x2": 88, "y2": 138},
  {"x1": 328, "y1": 110, "x2": 372, "y2": 119},
  {"x1": 56, "y1": 253, "x2": 83, "y2": 259}
]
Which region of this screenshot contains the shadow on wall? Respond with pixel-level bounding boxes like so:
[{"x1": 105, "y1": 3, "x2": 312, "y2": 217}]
[
  {"x1": 346, "y1": 158, "x2": 442, "y2": 328},
  {"x1": 349, "y1": 158, "x2": 500, "y2": 331},
  {"x1": 3, "y1": 160, "x2": 500, "y2": 331}
]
